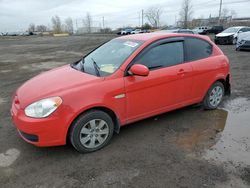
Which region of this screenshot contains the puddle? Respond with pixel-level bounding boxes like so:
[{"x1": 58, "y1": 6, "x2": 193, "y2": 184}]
[
  {"x1": 175, "y1": 109, "x2": 228, "y2": 152},
  {"x1": 172, "y1": 97, "x2": 250, "y2": 166},
  {"x1": 204, "y1": 108, "x2": 250, "y2": 165},
  {"x1": 175, "y1": 109, "x2": 228, "y2": 153}
]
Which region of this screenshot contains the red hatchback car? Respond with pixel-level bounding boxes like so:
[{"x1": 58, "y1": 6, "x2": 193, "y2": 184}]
[{"x1": 11, "y1": 33, "x2": 230, "y2": 153}]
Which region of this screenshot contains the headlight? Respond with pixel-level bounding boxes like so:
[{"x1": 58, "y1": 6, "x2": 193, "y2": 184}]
[{"x1": 24, "y1": 97, "x2": 62, "y2": 118}]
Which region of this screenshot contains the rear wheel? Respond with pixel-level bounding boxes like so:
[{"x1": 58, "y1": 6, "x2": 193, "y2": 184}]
[
  {"x1": 203, "y1": 82, "x2": 224, "y2": 110},
  {"x1": 70, "y1": 110, "x2": 114, "y2": 153}
]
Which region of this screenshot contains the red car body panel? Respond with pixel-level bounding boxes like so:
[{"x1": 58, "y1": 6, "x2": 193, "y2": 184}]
[{"x1": 11, "y1": 33, "x2": 230, "y2": 147}]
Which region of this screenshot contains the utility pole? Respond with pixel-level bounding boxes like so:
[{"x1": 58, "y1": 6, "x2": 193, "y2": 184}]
[
  {"x1": 138, "y1": 12, "x2": 141, "y2": 27},
  {"x1": 75, "y1": 19, "x2": 78, "y2": 32},
  {"x1": 218, "y1": 0, "x2": 223, "y2": 24},
  {"x1": 141, "y1": 9, "x2": 144, "y2": 28},
  {"x1": 102, "y1": 16, "x2": 105, "y2": 28}
]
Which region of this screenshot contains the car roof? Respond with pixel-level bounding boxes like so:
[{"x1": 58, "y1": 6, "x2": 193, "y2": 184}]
[{"x1": 118, "y1": 32, "x2": 209, "y2": 42}]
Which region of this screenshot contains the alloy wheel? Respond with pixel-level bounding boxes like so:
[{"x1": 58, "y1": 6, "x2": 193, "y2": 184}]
[{"x1": 79, "y1": 119, "x2": 109, "y2": 149}]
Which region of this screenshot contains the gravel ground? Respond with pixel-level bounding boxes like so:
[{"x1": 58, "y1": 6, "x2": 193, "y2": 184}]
[{"x1": 0, "y1": 34, "x2": 250, "y2": 188}]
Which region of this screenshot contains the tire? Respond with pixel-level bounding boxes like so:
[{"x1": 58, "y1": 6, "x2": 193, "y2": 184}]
[
  {"x1": 69, "y1": 110, "x2": 114, "y2": 153},
  {"x1": 203, "y1": 82, "x2": 224, "y2": 110}
]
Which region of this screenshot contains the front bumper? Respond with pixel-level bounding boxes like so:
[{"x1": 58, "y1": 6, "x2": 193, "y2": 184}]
[
  {"x1": 214, "y1": 36, "x2": 234, "y2": 45},
  {"x1": 10, "y1": 100, "x2": 69, "y2": 147}
]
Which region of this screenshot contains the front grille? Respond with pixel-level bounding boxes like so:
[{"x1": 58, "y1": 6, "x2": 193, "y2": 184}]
[
  {"x1": 216, "y1": 36, "x2": 233, "y2": 44},
  {"x1": 19, "y1": 130, "x2": 39, "y2": 142}
]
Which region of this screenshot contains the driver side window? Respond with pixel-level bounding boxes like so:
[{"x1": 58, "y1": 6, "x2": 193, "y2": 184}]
[{"x1": 135, "y1": 42, "x2": 184, "y2": 70}]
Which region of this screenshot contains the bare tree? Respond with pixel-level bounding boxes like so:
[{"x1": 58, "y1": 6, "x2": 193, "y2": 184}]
[
  {"x1": 145, "y1": 6, "x2": 162, "y2": 28},
  {"x1": 36, "y1": 25, "x2": 47, "y2": 32},
  {"x1": 51, "y1": 15, "x2": 62, "y2": 33},
  {"x1": 83, "y1": 12, "x2": 92, "y2": 33},
  {"x1": 230, "y1": 9, "x2": 237, "y2": 19},
  {"x1": 221, "y1": 8, "x2": 229, "y2": 18},
  {"x1": 28, "y1": 23, "x2": 35, "y2": 32},
  {"x1": 179, "y1": 0, "x2": 193, "y2": 28},
  {"x1": 221, "y1": 8, "x2": 237, "y2": 19},
  {"x1": 64, "y1": 17, "x2": 74, "y2": 34}
]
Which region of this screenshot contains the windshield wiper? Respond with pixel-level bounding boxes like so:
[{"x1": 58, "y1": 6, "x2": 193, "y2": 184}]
[{"x1": 91, "y1": 58, "x2": 100, "y2": 76}]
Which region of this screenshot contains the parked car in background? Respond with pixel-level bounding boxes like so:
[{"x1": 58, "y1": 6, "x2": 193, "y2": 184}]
[
  {"x1": 20, "y1": 31, "x2": 32, "y2": 36},
  {"x1": 214, "y1": 26, "x2": 250, "y2": 45},
  {"x1": 11, "y1": 33, "x2": 231, "y2": 153},
  {"x1": 236, "y1": 31, "x2": 250, "y2": 51},
  {"x1": 7, "y1": 32, "x2": 20, "y2": 36},
  {"x1": 193, "y1": 26, "x2": 209, "y2": 34},
  {"x1": 156, "y1": 29, "x2": 194, "y2": 34},
  {"x1": 131, "y1": 29, "x2": 143, "y2": 34},
  {"x1": 121, "y1": 28, "x2": 133, "y2": 35},
  {"x1": 207, "y1": 26, "x2": 224, "y2": 34}
]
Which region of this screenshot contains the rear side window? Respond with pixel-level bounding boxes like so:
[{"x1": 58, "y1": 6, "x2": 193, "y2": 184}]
[
  {"x1": 240, "y1": 28, "x2": 250, "y2": 32},
  {"x1": 185, "y1": 37, "x2": 212, "y2": 62},
  {"x1": 135, "y1": 42, "x2": 184, "y2": 69}
]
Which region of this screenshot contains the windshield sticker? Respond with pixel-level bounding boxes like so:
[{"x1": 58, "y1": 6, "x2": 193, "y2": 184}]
[{"x1": 123, "y1": 41, "x2": 139, "y2": 48}]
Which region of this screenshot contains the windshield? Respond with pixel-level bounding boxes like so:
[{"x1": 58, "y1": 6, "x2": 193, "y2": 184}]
[
  {"x1": 73, "y1": 39, "x2": 143, "y2": 76},
  {"x1": 222, "y1": 27, "x2": 239, "y2": 33}
]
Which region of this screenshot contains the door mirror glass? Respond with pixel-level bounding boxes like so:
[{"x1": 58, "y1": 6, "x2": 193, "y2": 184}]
[{"x1": 129, "y1": 64, "x2": 149, "y2": 76}]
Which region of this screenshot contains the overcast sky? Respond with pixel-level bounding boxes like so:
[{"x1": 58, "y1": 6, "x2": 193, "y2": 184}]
[{"x1": 0, "y1": 0, "x2": 250, "y2": 32}]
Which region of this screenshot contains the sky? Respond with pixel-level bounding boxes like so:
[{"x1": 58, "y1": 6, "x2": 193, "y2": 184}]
[{"x1": 0, "y1": 0, "x2": 250, "y2": 32}]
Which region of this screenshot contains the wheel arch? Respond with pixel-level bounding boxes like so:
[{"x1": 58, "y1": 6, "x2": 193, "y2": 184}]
[
  {"x1": 66, "y1": 106, "x2": 121, "y2": 144},
  {"x1": 215, "y1": 74, "x2": 231, "y2": 96},
  {"x1": 202, "y1": 74, "x2": 230, "y2": 101}
]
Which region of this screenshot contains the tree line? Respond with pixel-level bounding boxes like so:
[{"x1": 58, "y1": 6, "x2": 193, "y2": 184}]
[{"x1": 28, "y1": 0, "x2": 238, "y2": 33}]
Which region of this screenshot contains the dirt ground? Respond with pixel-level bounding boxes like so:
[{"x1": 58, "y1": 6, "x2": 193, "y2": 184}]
[{"x1": 0, "y1": 34, "x2": 250, "y2": 188}]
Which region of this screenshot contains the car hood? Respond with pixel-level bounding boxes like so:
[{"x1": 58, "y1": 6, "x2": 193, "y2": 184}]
[
  {"x1": 216, "y1": 32, "x2": 235, "y2": 37},
  {"x1": 16, "y1": 65, "x2": 102, "y2": 108}
]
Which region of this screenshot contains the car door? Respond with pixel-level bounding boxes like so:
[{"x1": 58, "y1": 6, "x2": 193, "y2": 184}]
[
  {"x1": 184, "y1": 37, "x2": 218, "y2": 100},
  {"x1": 124, "y1": 38, "x2": 193, "y2": 123}
]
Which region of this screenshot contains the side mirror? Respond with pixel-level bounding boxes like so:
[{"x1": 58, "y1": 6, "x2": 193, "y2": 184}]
[
  {"x1": 238, "y1": 30, "x2": 243, "y2": 33},
  {"x1": 129, "y1": 64, "x2": 149, "y2": 76}
]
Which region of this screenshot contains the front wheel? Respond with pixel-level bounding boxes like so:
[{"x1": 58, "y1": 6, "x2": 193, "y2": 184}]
[
  {"x1": 203, "y1": 82, "x2": 224, "y2": 110},
  {"x1": 70, "y1": 110, "x2": 114, "y2": 153}
]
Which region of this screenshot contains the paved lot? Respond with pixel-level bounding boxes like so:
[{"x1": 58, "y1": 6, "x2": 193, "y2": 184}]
[{"x1": 0, "y1": 35, "x2": 250, "y2": 188}]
